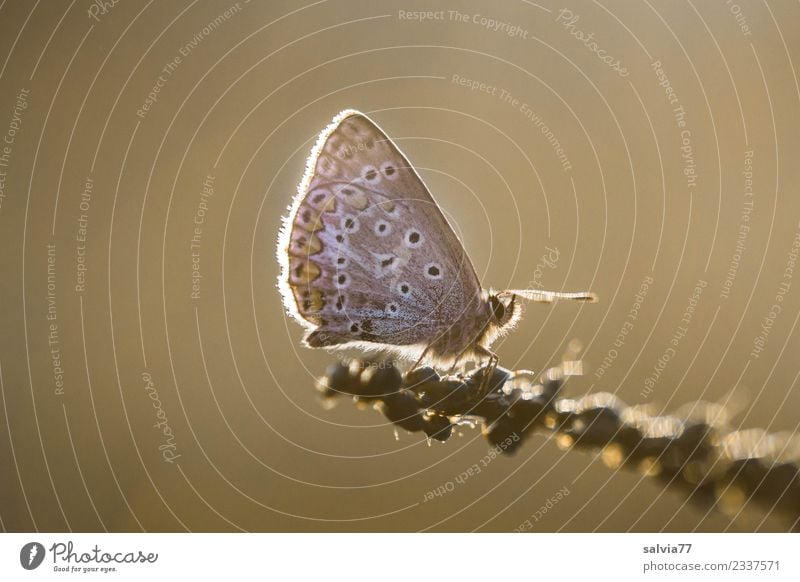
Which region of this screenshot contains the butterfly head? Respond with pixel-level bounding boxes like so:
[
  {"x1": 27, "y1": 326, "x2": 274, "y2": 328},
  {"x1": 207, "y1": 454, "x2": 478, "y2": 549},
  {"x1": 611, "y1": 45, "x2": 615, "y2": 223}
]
[
  {"x1": 489, "y1": 292, "x2": 522, "y2": 333},
  {"x1": 487, "y1": 287, "x2": 598, "y2": 338}
]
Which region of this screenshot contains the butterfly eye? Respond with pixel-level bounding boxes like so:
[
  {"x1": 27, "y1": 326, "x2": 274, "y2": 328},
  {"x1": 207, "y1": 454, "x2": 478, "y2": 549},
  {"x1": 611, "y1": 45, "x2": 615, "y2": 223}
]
[
  {"x1": 490, "y1": 296, "x2": 505, "y2": 321},
  {"x1": 404, "y1": 229, "x2": 423, "y2": 248}
]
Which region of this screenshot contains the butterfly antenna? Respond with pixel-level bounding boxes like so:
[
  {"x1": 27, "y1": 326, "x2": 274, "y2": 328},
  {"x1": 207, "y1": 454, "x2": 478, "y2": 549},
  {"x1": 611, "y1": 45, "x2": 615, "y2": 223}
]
[{"x1": 500, "y1": 289, "x2": 599, "y2": 304}]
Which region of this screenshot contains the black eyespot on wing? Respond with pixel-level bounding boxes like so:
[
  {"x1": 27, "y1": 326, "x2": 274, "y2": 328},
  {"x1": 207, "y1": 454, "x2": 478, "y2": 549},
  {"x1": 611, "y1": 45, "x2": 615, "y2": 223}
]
[{"x1": 403, "y1": 228, "x2": 424, "y2": 248}]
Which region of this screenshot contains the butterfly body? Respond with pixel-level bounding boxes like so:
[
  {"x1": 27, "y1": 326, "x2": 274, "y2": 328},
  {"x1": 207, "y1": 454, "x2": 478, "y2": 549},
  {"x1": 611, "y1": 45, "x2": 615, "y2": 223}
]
[{"x1": 277, "y1": 110, "x2": 595, "y2": 372}]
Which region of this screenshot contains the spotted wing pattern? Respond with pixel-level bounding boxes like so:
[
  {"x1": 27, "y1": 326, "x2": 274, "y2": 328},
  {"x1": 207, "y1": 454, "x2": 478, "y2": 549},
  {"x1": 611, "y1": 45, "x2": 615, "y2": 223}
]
[{"x1": 277, "y1": 110, "x2": 483, "y2": 356}]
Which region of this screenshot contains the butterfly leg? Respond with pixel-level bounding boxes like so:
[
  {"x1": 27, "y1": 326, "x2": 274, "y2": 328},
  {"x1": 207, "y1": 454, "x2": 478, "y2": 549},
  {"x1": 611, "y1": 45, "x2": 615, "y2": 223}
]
[
  {"x1": 445, "y1": 351, "x2": 467, "y2": 377},
  {"x1": 473, "y1": 346, "x2": 499, "y2": 398},
  {"x1": 408, "y1": 343, "x2": 432, "y2": 375},
  {"x1": 449, "y1": 339, "x2": 488, "y2": 377},
  {"x1": 445, "y1": 357, "x2": 460, "y2": 376}
]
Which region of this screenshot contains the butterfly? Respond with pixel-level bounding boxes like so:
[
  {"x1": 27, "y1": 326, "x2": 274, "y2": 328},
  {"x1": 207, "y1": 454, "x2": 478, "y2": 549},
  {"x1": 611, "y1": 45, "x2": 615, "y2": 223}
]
[{"x1": 277, "y1": 110, "x2": 597, "y2": 382}]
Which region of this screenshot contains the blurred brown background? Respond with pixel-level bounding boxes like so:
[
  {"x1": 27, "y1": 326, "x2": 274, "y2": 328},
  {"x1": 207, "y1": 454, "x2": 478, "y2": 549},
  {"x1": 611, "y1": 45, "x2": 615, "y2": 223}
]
[{"x1": 0, "y1": 0, "x2": 798, "y2": 532}]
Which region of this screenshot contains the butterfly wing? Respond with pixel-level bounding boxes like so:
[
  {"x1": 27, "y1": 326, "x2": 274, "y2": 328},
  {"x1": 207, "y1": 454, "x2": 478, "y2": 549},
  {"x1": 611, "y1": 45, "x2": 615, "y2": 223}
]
[{"x1": 277, "y1": 110, "x2": 483, "y2": 356}]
